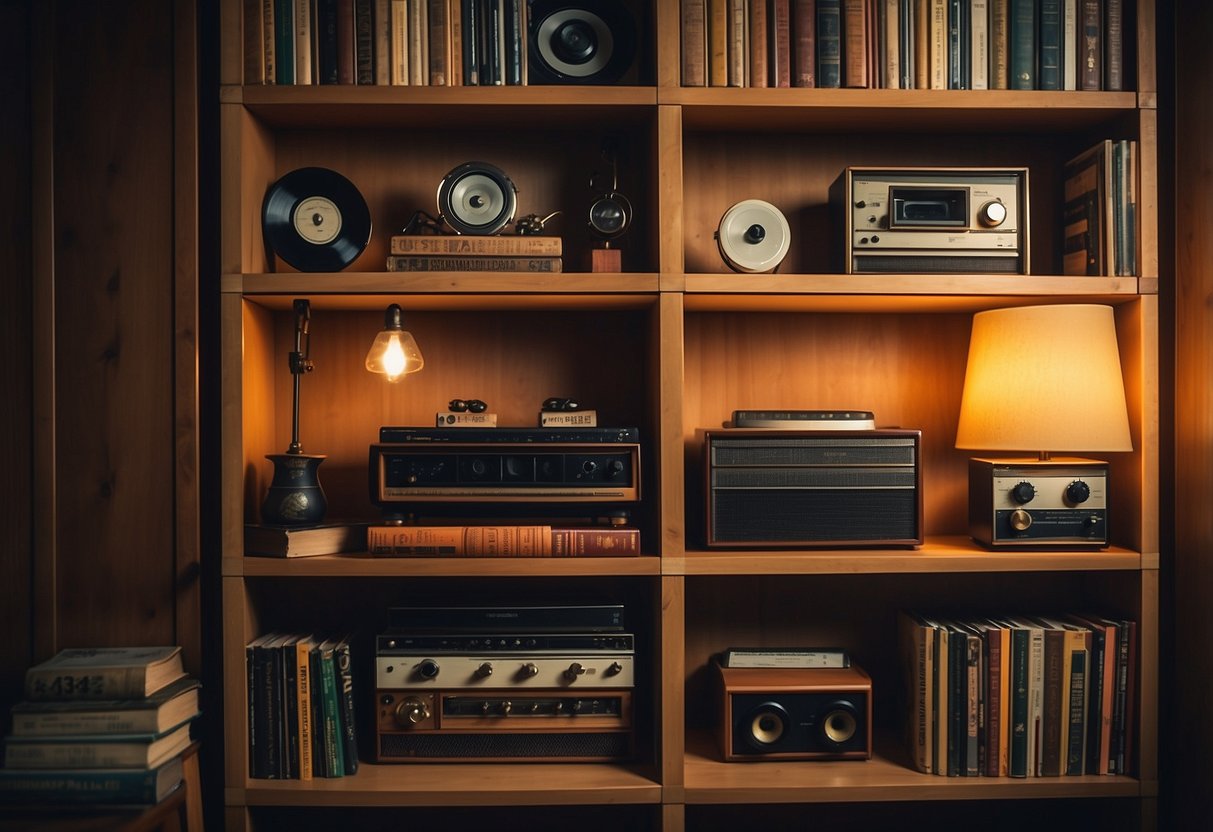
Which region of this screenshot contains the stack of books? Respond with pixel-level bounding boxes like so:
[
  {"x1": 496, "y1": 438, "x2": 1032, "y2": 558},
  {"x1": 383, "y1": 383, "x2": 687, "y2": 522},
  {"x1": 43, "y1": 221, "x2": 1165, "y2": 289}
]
[
  {"x1": 0, "y1": 646, "x2": 200, "y2": 805},
  {"x1": 386, "y1": 234, "x2": 562, "y2": 273},
  {"x1": 245, "y1": 633, "x2": 359, "y2": 779},
  {"x1": 1063, "y1": 138, "x2": 1138, "y2": 277}
]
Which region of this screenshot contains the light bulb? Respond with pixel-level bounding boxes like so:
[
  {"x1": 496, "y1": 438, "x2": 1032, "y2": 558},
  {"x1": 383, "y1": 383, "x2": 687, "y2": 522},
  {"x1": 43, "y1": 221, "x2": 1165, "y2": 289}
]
[{"x1": 365, "y1": 304, "x2": 424, "y2": 382}]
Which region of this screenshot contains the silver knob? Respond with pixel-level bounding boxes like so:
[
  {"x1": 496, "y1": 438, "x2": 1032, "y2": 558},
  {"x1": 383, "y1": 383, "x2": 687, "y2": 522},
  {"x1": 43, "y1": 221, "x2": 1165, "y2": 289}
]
[{"x1": 978, "y1": 200, "x2": 1008, "y2": 227}]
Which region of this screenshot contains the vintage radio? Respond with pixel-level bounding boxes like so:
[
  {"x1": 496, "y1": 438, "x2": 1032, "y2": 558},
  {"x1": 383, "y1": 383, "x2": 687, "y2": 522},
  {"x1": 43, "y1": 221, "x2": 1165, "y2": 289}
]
[
  {"x1": 703, "y1": 429, "x2": 923, "y2": 548},
  {"x1": 716, "y1": 661, "x2": 872, "y2": 761},
  {"x1": 833, "y1": 166, "x2": 1029, "y2": 274},
  {"x1": 369, "y1": 427, "x2": 640, "y2": 514},
  {"x1": 968, "y1": 457, "x2": 1110, "y2": 548},
  {"x1": 374, "y1": 604, "x2": 636, "y2": 761}
]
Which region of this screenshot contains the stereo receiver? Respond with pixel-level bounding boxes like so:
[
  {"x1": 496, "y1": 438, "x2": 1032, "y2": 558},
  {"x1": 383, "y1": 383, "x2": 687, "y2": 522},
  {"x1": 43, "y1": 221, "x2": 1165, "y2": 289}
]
[
  {"x1": 833, "y1": 167, "x2": 1029, "y2": 274},
  {"x1": 968, "y1": 457, "x2": 1110, "y2": 548}
]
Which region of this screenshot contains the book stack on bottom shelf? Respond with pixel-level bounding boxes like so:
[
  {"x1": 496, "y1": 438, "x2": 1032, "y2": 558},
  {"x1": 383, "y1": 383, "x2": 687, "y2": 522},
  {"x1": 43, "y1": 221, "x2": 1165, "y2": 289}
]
[
  {"x1": 245, "y1": 633, "x2": 359, "y2": 779},
  {"x1": 898, "y1": 611, "x2": 1137, "y2": 779},
  {"x1": 0, "y1": 646, "x2": 200, "y2": 805}
]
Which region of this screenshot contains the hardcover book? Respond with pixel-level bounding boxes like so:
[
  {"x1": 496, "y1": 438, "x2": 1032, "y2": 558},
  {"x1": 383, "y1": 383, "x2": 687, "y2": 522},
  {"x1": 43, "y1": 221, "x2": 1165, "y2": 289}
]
[
  {"x1": 25, "y1": 647, "x2": 186, "y2": 702},
  {"x1": 0, "y1": 755, "x2": 184, "y2": 805},
  {"x1": 2, "y1": 720, "x2": 194, "y2": 770},
  {"x1": 10, "y1": 678, "x2": 201, "y2": 738},
  {"x1": 244, "y1": 522, "x2": 369, "y2": 558},
  {"x1": 368, "y1": 524, "x2": 641, "y2": 556}
]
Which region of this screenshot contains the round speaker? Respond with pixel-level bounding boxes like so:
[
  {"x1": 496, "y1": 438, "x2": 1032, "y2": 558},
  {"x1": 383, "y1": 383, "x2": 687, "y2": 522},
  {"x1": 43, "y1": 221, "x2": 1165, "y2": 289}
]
[
  {"x1": 716, "y1": 199, "x2": 792, "y2": 274},
  {"x1": 528, "y1": 0, "x2": 638, "y2": 85},
  {"x1": 820, "y1": 702, "x2": 860, "y2": 748},
  {"x1": 744, "y1": 702, "x2": 789, "y2": 749},
  {"x1": 436, "y1": 162, "x2": 518, "y2": 235}
]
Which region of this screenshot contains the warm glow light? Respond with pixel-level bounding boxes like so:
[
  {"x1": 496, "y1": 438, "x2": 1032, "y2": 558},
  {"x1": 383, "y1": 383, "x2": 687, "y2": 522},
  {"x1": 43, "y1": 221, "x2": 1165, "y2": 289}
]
[
  {"x1": 955, "y1": 304, "x2": 1133, "y2": 455},
  {"x1": 365, "y1": 304, "x2": 424, "y2": 382}
]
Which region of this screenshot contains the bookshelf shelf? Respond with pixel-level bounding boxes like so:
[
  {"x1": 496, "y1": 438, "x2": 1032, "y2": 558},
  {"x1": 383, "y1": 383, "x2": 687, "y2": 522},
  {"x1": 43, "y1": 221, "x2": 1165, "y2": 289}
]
[{"x1": 219, "y1": 1, "x2": 1159, "y2": 829}]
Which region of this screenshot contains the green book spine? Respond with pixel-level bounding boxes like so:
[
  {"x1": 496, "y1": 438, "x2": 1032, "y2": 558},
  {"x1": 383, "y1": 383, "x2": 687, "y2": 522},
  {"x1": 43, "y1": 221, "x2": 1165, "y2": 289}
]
[{"x1": 1009, "y1": 0, "x2": 1035, "y2": 89}]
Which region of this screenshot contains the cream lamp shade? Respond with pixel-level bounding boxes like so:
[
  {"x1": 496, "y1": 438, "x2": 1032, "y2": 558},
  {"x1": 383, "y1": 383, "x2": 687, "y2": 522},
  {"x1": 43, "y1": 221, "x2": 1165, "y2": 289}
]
[{"x1": 954, "y1": 304, "x2": 1132, "y2": 456}]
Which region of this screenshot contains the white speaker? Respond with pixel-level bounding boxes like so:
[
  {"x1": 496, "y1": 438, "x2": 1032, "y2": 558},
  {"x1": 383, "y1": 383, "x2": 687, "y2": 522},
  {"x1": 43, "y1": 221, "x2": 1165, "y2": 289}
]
[
  {"x1": 716, "y1": 199, "x2": 791, "y2": 273},
  {"x1": 437, "y1": 162, "x2": 518, "y2": 235}
]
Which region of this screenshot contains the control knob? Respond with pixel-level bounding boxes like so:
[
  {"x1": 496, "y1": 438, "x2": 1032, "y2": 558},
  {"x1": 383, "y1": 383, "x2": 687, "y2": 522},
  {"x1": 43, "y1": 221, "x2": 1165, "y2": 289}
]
[
  {"x1": 978, "y1": 200, "x2": 1008, "y2": 227},
  {"x1": 1009, "y1": 509, "x2": 1033, "y2": 532},
  {"x1": 395, "y1": 696, "x2": 430, "y2": 726},
  {"x1": 474, "y1": 662, "x2": 493, "y2": 678},
  {"x1": 417, "y1": 659, "x2": 440, "y2": 679},
  {"x1": 1065, "y1": 480, "x2": 1091, "y2": 505},
  {"x1": 518, "y1": 662, "x2": 540, "y2": 679},
  {"x1": 1010, "y1": 481, "x2": 1036, "y2": 505},
  {"x1": 564, "y1": 662, "x2": 587, "y2": 682}
]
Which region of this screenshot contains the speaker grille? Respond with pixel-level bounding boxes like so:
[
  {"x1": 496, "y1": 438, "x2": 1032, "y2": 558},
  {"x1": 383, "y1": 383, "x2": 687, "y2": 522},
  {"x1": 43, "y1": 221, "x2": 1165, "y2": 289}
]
[
  {"x1": 379, "y1": 731, "x2": 632, "y2": 760},
  {"x1": 711, "y1": 489, "x2": 919, "y2": 542},
  {"x1": 714, "y1": 467, "x2": 917, "y2": 489},
  {"x1": 711, "y1": 438, "x2": 916, "y2": 467}
]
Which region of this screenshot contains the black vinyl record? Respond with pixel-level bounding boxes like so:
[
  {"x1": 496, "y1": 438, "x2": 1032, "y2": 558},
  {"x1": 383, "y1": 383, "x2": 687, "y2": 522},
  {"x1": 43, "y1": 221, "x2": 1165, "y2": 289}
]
[{"x1": 262, "y1": 167, "x2": 372, "y2": 271}]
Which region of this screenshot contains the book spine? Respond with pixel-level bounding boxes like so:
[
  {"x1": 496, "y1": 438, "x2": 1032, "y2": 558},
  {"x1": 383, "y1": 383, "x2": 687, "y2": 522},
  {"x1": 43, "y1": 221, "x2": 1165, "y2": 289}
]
[
  {"x1": 449, "y1": 0, "x2": 463, "y2": 85},
  {"x1": 749, "y1": 0, "x2": 770, "y2": 87},
  {"x1": 1037, "y1": 0, "x2": 1061, "y2": 90},
  {"x1": 355, "y1": 0, "x2": 375, "y2": 83},
  {"x1": 408, "y1": 0, "x2": 426, "y2": 85},
  {"x1": 1009, "y1": 626, "x2": 1029, "y2": 777},
  {"x1": 550, "y1": 527, "x2": 641, "y2": 556},
  {"x1": 337, "y1": 0, "x2": 357, "y2": 83},
  {"x1": 775, "y1": 0, "x2": 796, "y2": 88},
  {"x1": 1120, "y1": 619, "x2": 1138, "y2": 775},
  {"x1": 1078, "y1": 0, "x2": 1100, "y2": 90},
  {"x1": 964, "y1": 633, "x2": 979, "y2": 776},
  {"x1": 882, "y1": 0, "x2": 900, "y2": 89},
  {"x1": 318, "y1": 0, "x2": 341, "y2": 84},
  {"x1": 308, "y1": 645, "x2": 327, "y2": 776},
  {"x1": 682, "y1": 0, "x2": 708, "y2": 86},
  {"x1": 274, "y1": 0, "x2": 296, "y2": 84},
  {"x1": 946, "y1": 0, "x2": 961, "y2": 88},
  {"x1": 983, "y1": 625, "x2": 1003, "y2": 777},
  {"x1": 913, "y1": 0, "x2": 928, "y2": 88},
  {"x1": 386, "y1": 255, "x2": 563, "y2": 272},
  {"x1": 708, "y1": 0, "x2": 728, "y2": 86},
  {"x1": 318, "y1": 647, "x2": 344, "y2": 777},
  {"x1": 539, "y1": 410, "x2": 597, "y2": 427},
  {"x1": 1039, "y1": 626, "x2": 1065, "y2": 776},
  {"x1": 989, "y1": 0, "x2": 1009, "y2": 88},
  {"x1": 1062, "y1": 0, "x2": 1076, "y2": 89},
  {"x1": 817, "y1": 0, "x2": 842, "y2": 88},
  {"x1": 335, "y1": 638, "x2": 360, "y2": 775},
  {"x1": 3, "y1": 740, "x2": 151, "y2": 769},
  {"x1": 246, "y1": 643, "x2": 260, "y2": 778},
  {"x1": 426, "y1": 0, "x2": 449, "y2": 84},
  {"x1": 971, "y1": 0, "x2": 988, "y2": 89},
  {"x1": 281, "y1": 639, "x2": 299, "y2": 779},
  {"x1": 843, "y1": 0, "x2": 868, "y2": 87},
  {"x1": 295, "y1": 0, "x2": 314, "y2": 84},
  {"x1": 927, "y1": 0, "x2": 945, "y2": 89},
  {"x1": 898, "y1": 613, "x2": 930, "y2": 773},
  {"x1": 461, "y1": 0, "x2": 477, "y2": 85},
  {"x1": 932, "y1": 623, "x2": 947, "y2": 774},
  {"x1": 374, "y1": 0, "x2": 392, "y2": 83},
  {"x1": 503, "y1": 0, "x2": 521, "y2": 85},
  {"x1": 244, "y1": 0, "x2": 268, "y2": 83},
  {"x1": 726, "y1": 0, "x2": 745, "y2": 87},
  {"x1": 389, "y1": 235, "x2": 562, "y2": 255},
  {"x1": 24, "y1": 668, "x2": 146, "y2": 702},
  {"x1": 1009, "y1": 0, "x2": 1034, "y2": 89},
  {"x1": 947, "y1": 626, "x2": 962, "y2": 776},
  {"x1": 369, "y1": 525, "x2": 554, "y2": 556},
  {"x1": 0, "y1": 766, "x2": 180, "y2": 804},
  {"x1": 1103, "y1": 0, "x2": 1122, "y2": 91},
  {"x1": 11, "y1": 712, "x2": 159, "y2": 737},
  {"x1": 296, "y1": 640, "x2": 313, "y2": 781}
]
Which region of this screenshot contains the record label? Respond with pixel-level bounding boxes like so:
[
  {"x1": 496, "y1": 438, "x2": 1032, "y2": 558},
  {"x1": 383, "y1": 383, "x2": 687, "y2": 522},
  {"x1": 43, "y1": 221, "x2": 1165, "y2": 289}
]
[
  {"x1": 292, "y1": 196, "x2": 343, "y2": 245},
  {"x1": 262, "y1": 167, "x2": 371, "y2": 271}
]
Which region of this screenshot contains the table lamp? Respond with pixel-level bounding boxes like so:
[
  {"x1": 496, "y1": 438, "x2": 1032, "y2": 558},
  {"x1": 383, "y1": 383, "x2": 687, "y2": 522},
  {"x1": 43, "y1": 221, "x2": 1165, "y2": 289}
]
[
  {"x1": 955, "y1": 304, "x2": 1132, "y2": 548},
  {"x1": 261, "y1": 299, "x2": 327, "y2": 526}
]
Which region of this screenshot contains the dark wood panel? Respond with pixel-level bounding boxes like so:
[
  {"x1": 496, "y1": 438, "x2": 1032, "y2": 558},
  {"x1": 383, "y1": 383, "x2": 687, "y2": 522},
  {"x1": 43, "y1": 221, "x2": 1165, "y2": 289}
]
[
  {"x1": 49, "y1": 0, "x2": 177, "y2": 648},
  {"x1": 0, "y1": 0, "x2": 34, "y2": 711}
]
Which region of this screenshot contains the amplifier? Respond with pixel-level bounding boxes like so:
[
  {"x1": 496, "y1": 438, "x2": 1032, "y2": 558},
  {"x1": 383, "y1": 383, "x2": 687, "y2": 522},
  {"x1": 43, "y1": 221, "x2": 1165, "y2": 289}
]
[
  {"x1": 703, "y1": 429, "x2": 923, "y2": 547},
  {"x1": 369, "y1": 429, "x2": 640, "y2": 509}
]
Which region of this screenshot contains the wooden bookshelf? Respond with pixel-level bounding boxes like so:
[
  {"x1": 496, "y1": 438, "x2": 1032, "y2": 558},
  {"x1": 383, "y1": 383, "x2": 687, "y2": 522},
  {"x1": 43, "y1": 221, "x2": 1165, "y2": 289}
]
[{"x1": 218, "y1": 2, "x2": 1159, "y2": 829}]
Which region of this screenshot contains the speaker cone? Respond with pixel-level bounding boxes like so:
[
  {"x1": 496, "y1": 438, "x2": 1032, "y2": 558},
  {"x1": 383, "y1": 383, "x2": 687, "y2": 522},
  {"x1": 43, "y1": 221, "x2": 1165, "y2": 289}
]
[
  {"x1": 437, "y1": 162, "x2": 518, "y2": 235},
  {"x1": 717, "y1": 199, "x2": 792, "y2": 273},
  {"x1": 528, "y1": 1, "x2": 638, "y2": 85},
  {"x1": 820, "y1": 703, "x2": 859, "y2": 747},
  {"x1": 744, "y1": 702, "x2": 789, "y2": 749}
]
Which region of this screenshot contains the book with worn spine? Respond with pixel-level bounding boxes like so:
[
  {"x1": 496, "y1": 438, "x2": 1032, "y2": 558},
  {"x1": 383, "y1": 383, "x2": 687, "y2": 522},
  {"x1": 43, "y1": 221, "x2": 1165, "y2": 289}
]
[
  {"x1": 0, "y1": 755, "x2": 184, "y2": 805},
  {"x1": 10, "y1": 677, "x2": 200, "y2": 738},
  {"x1": 25, "y1": 647, "x2": 186, "y2": 702},
  {"x1": 368, "y1": 524, "x2": 641, "y2": 556}
]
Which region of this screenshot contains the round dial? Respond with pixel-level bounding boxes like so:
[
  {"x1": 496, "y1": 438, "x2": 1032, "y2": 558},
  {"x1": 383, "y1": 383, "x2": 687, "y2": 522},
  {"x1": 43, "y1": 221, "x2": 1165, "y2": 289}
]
[
  {"x1": 1010, "y1": 481, "x2": 1036, "y2": 504},
  {"x1": 1009, "y1": 509, "x2": 1033, "y2": 532},
  {"x1": 1065, "y1": 480, "x2": 1092, "y2": 504},
  {"x1": 978, "y1": 200, "x2": 1008, "y2": 228}
]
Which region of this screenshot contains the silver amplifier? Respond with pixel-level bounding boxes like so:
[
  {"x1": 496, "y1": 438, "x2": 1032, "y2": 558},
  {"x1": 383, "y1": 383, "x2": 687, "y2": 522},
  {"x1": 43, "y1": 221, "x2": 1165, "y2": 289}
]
[{"x1": 834, "y1": 167, "x2": 1029, "y2": 274}]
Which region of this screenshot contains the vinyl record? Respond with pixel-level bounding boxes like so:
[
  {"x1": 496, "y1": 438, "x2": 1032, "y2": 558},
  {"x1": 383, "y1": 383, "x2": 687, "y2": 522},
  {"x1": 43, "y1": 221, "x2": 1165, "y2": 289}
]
[
  {"x1": 527, "y1": 0, "x2": 639, "y2": 85},
  {"x1": 262, "y1": 167, "x2": 371, "y2": 271},
  {"x1": 716, "y1": 199, "x2": 791, "y2": 274},
  {"x1": 437, "y1": 162, "x2": 518, "y2": 235}
]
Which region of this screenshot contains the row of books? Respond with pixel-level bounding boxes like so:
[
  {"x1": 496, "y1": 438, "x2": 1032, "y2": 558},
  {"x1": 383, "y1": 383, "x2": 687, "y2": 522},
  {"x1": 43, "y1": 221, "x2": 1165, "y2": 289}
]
[
  {"x1": 244, "y1": 0, "x2": 528, "y2": 87},
  {"x1": 681, "y1": 0, "x2": 1127, "y2": 91},
  {"x1": 246, "y1": 632, "x2": 359, "y2": 779},
  {"x1": 0, "y1": 647, "x2": 199, "y2": 805},
  {"x1": 1063, "y1": 138, "x2": 1138, "y2": 277},
  {"x1": 898, "y1": 611, "x2": 1136, "y2": 778}
]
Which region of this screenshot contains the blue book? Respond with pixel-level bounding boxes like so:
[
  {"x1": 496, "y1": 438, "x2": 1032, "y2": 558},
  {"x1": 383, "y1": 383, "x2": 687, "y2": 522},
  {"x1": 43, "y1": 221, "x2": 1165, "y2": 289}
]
[
  {"x1": 817, "y1": 0, "x2": 842, "y2": 88},
  {"x1": 1038, "y1": 0, "x2": 1062, "y2": 89},
  {"x1": 0, "y1": 756, "x2": 184, "y2": 805},
  {"x1": 1009, "y1": 0, "x2": 1036, "y2": 89}
]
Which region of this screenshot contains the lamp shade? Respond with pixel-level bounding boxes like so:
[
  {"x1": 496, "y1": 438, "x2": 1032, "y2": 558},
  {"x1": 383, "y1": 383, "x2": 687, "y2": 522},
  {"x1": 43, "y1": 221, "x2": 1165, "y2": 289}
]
[{"x1": 955, "y1": 304, "x2": 1132, "y2": 454}]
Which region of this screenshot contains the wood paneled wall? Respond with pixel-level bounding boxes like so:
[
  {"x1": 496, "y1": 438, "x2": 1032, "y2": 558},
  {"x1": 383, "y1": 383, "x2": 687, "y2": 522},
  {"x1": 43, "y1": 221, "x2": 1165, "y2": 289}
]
[
  {"x1": 0, "y1": 0, "x2": 200, "y2": 720},
  {"x1": 1167, "y1": 1, "x2": 1213, "y2": 827}
]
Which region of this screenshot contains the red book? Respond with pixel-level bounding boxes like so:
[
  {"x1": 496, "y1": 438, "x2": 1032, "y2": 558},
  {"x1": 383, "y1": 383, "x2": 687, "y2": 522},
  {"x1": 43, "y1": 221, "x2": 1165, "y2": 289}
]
[
  {"x1": 791, "y1": 0, "x2": 814, "y2": 87},
  {"x1": 772, "y1": 0, "x2": 793, "y2": 87}
]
